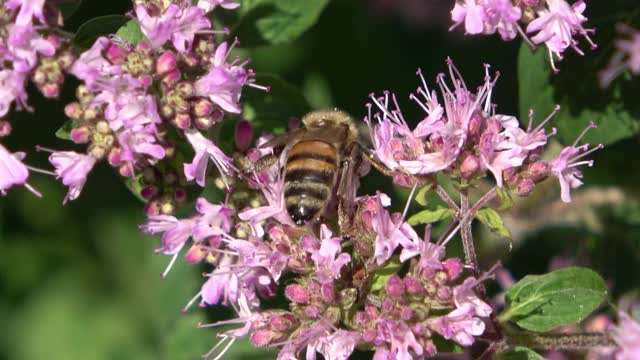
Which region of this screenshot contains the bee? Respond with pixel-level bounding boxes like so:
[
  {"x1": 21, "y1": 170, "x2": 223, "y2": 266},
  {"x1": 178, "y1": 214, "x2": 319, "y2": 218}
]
[{"x1": 259, "y1": 110, "x2": 371, "y2": 227}]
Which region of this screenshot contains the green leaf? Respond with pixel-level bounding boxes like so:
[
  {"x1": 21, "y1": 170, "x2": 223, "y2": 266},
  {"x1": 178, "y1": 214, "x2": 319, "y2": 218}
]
[
  {"x1": 475, "y1": 207, "x2": 512, "y2": 242},
  {"x1": 496, "y1": 187, "x2": 513, "y2": 211},
  {"x1": 115, "y1": 20, "x2": 146, "y2": 45},
  {"x1": 55, "y1": 120, "x2": 82, "y2": 140},
  {"x1": 518, "y1": 42, "x2": 640, "y2": 146},
  {"x1": 241, "y1": 73, "x2": 311, "y2": 136},
  {"x1": 501, "y1": 267, "x2": 608, "y2": 332},
  {"x1": 370, "y1": 256, "x2": 403, "y2": 292},
  {"x1": 124, "y1": 174, "x2": 147, "y2": 203},
  {"x1": 498, "y1": 347, "x2": 545, "y2": 360},
  {"x1": 407, "y1": 207, "x2": 455, "y2": 225},
  {"x1": 73, "y1": 15, "x2": 129, "y2": 49},
  {"x1": 57, "y1": 0, "x2": 83, "y2": 20},
  {"x1": 234, "y1": 0, "x2": 330, "y2": 46},
  {"x1": 415, "y1": 183, "x2": 434, "y2": 207}
]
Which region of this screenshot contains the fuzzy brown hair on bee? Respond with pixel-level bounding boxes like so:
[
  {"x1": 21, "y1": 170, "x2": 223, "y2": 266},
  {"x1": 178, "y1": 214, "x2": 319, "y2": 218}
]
[{"x1": 259, "y1": 109, "x2": 369, "y2": 227}]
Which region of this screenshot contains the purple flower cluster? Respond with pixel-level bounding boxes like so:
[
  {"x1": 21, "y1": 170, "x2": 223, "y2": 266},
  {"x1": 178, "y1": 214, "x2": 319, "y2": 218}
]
[
  {"x1": 598, "y1": 23, "x2": 640, "y2": 88},
  {"x1": 0, "y1": 0, "x2": 74, "y2": 197},
  {"x1": 366, "y1": 59, "x2": 600, "y2": 202},
  {"x1": 44, "y1": 0, "x2": 264, "y2": 206},
  {"x1": 450, "y1": 0, "x2": 596, "y2": 72}
]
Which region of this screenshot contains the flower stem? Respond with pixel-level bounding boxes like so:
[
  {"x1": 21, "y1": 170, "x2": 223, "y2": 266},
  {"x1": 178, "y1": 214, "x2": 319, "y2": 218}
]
[
  {"x1": 507, "y1": 330, "x2": 615, "y2": 350},
  {"x1": 436, "y1": 185, "x2": 460, "y2": 214},
  {"x1": 459, "y1": 188, "x2": 478, "y2": 271}
]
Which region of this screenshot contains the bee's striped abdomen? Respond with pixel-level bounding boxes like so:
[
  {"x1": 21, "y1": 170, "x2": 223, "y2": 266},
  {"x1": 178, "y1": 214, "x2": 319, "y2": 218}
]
[{"x1": 284, "y1": 140, "x2": 337, "y2": 225}]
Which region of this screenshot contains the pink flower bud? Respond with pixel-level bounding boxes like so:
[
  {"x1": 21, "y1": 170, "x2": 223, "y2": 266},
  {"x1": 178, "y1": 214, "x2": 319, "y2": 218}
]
[
  {"x1": 173, "y1": 113, "x2": 191, "y2": 129},
  {"x1": 108, "y1": 147, "x2": 123, "y2": 166},
  {"x1": 304, "y1": 305, "x2": 320, "y2": 318},
  {"x1": 442, "y1": 258, "x2": 463, "y2": 280},
  {"x1": 460, "y1": 153, "x2": 480, "y2": 179},
  {"x1": 284, "y1": 284, "x2": 308, "y2": 303},
  {"x1": 381, "y1": 299, "x2": 394, "y2": 312},
  {"x1": 162, "y1": 69, "x2": 181, "y2": 86},
  {"x1": 139, "y1": 74, "x2": 153, "y2": 87},
  {"x1": 176, "y1": 82, "x2": 194, "y2": 97},
  {"x1": 320, "y1": 283, "x2": 336, "y2": 304},
  {"x1": 58, "y1": 52, "x2": 75, "y2": 69},
  {"x1": 119, "y1": 163, "x2": 133, "y2": 177},
  {"x1": 141, "y1": 185, "x2": 159, "y2": 200},
  {"x1": 385, "y1": 275, "x2": 405, "y2": 297},
  {"x1": 164, "y1": 142, "x2": 176, "y2": 158},
  {"x1": 424, "y1": 282, "x2": 437, "y2": 296},
  {"x1": 64, "y1": 103, "x2": 82, "y2": 120},
  {"x1": 185, "y1": 244, "x2": 206, "y2": 264},
  {"x1": 193, "y1": 98, "x2": 214, "y2": 117},
  {"x1": 269, "y1": 314, "x2": 296, "y2": 332},
  {"x1": 404, "y1": 276, "x2": 422, "y2": 295},
  {"x1": 434, "y1": 271, "x2": 449, "y2": 285},
  {"x1": 523, "y1": 0, "x2": 539, "y2": 6},
  {"x1": 401, "y1": 307, "x2": 414, "y2": 321},
  {"x1": 0, "y1": 120, "x2": 12, "y2": 137},
  {"x1": 47, "y1": 34, "x2": 61, "y2": 48},
  {"x1": 106, "y1": 44, "x2": 128, "y2": 64},
  {"x1": 516, "y1": 178, "x2": 535, "y2": 196},
  {"x1": 234, "y1": 120, "x2": 253, "y2": 151},
  {"x1": 250, "y1": 330, "x2": 275, "y2": 347},
  {"x1": 174, "y1": 188, "x2": 187, "y2": 204},
  {"x1": 437, "y1": 286, "x2": 452, "y2": 300},
  {"x1": 156, "y1": 51, "x2": 177, "y2": 74},
  {"x1": 194, "y1": 116, "x2": 214, "y2": 130},
  {"x1": 144, "y1": 201, "x2": 161, "y2": 216},
  {"x1": 363, "y1": 329, "x2": 377, "y2": 343},
  {"x1": 70, "y1": 126, "x2": 91, "y2": 144},
  {"x1": 468, "y1": 112, "x2": 483, "y2": 139},
  {"x1": 526, "y1": 161, "x2": 550, "y2": 182},
  {"x1": 41, "y1": 83, "x2": 60, "y2": 98}
]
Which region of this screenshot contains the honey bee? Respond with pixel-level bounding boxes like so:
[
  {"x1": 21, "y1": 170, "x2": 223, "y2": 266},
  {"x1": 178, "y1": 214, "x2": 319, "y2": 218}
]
[{"x1": 259, "y1": 110, "x2": 371, "y2": 226}]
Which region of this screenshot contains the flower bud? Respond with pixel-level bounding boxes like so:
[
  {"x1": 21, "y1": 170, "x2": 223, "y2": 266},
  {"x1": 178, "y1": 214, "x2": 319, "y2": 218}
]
[
  {"x1": 96, "y1": 120, "x2": 110, "y2": 134},
  {"x1": 381, "y1": 299, "x2": 394, "y2": 312},
  {"x1": 434, "y1": 271, "x2": 448, "y2": 285},
  {"x1": 32, "y1": 69, "x2": 46, "y2": 85},
  {"x1": 193, "y1": 98, "x2": 214, "y2": 117},
  {"x1": 88, "y1": 145, "x2": 106, "y2": 160},
  {"x1": 176, "y1": 82, "x2": 194, "y2": 97},
  {"x1": 320, "y1": 283, "x2": 336, "y2": 304},
  {"x1": 437, "y1": 286, "x2": 452, "y2": 300},
  {"x1": 401, "y1": 307, "x2": 414, "y2": 321},
  {"x1": 106, "y1": 44, "x2": 128, "y2": 64},
  {"x1": 162, "y1": 69, "x2": 181, "y2": 86},
  {"x1": 460, "y1": 153, "x2": 480, "y2": 179},
  {"x1": 526, "y1": 161, "x2": 550, "y2": 182},
  {"x1": 64, "y1": 102, "x2": 83, "y2": 120},
  {"x1": 340, "y1": 288, "x2": 358, "y2": 309},
  {"x1": 47, "y1": 34, "x2": 61, "y2": 48},
  {"x1": 119, "y1": 163, "x2": 133, "y2": 177},
  {"x1": 424, "y1": 281, "x2": 437, "y2": 296},
  {"x1": 404, "y1": 275, "x2": 423, "y2": 296},
  {"x1": 84, "y1": 107, "x2": 99, "y2": 121},
  {"x1": 164, "y1": 142, "x2": 176, "y2": 158},
  {"x1": 174, "y1": 188, "x2": 187, "y2": 204},
  {"x1": 234, "y1": 120, "x2": 253, "y2": 151},
  {"x1": 468, "y1": 112, "x2": 483, "y2": 139},
  {"x1": 442, "y1": 258, "x2": 463, "y2": 280},
  {"x1": 70, "y1": 126, "x2": 91, "y2": 143},
  {"x1": 41, "y1": 83, "x2": 60, "y2": 98},
  {"x1": 386, "y1": 275, "x2": 405, "y2": 298},
  {"x1": 363, "y1": 329, "x2": 377, "y2": 343},
  {"x1": 516, "y1": 178, "x2": 535, "y2": 196},
  {"x1": 0, "y1": 120, "x2": 11, "y2": 137},
  {"x1": 145, "y1": 200, "x2": 161, "y2": 216},
  {"x1": 141, "y1": 185, "x2": 159, "y2": 200},
  {"x1": 160, "y1": 199, "x2": 175, "y2": 215},
  {"x1": 76, "y1": 85, "x2": 93, "y2": 104},
  {"x1": 304, "y1": 305, "x2": 320, "y2": 318},
  {"x1": 194, "y1": 116, "x2": 214, "y2": 130},
  {"x1": 172, "y1": 112, "x2": 191, "y2": 129},
  {"x1": 250, "y1": 330, "x2": 276, "y2": 347},
  {"x1": 284, "y1": 284, "x2": 308, "y2": 303},
  {"x1": 523, "y1": 0, "x2": 539, "y2": 6},
  {"x1": 185, "y1": 244, "x2": 206, "y2": 264},
  {"x1": 269, "y1": 313, "x2": 296, "y2": 332},
  {"x1": 58, "y1": 52, "x2": 75, "y2": 69},
  {"x1": 156, "y1": 51, "x2": 177, "y2": 74}
]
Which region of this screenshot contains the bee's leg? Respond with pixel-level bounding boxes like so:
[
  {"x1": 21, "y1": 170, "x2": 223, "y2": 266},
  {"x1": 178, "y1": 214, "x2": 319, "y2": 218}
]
[
  {"x1": 362, "y1": 150, "x2": 394, "y2": 177},
  {"x1": 253, "y1": 154, "x2": 279, "y2": 173},
  {"x1": 337, "y1": 142, "x2": 364, "y2": 234}
]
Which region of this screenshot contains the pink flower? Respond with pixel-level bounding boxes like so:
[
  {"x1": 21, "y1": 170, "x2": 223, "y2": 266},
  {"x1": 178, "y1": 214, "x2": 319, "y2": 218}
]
[
  {"x1": 611, "y1": 311, "x2": 640, "y2": 360},
  {"x1": 201, "y1": 255, "x2": 240, "y2": 306},
  {"x1": 194, "y1": 41, "x2": 249, "y2": 113},
  {"x1": 172, "y1": 6, "x2": 211, "y2": 53},
  {"x1": 0, "y1": 70, "x2": 28, "y2": 117},
  {"x1": 117, "y1": 126, "x2": 166, "y2": 162},
  {"x1": 69, "y1": 37, "x2": 122, "y2": 90},
  {"x1": 183, "y1": 128, "x2": 234, "y2": 187},
  {"x1": 48, "y1": 151, "x2": 96, "y2": 203},
  {"x1": 599, "y1": 24, "x2": 640, "y2": 88},
  {"x1": 0, "y1": 143, "x2": 39, "y2": 196},
  {"x1": 454, "y1": 277, "x2": 493, "y2": 317},
  {"x1": 399, "y1": 225, "x2": 445, "y2": 272},
  {"x1": 427, "y1": 303, "x2": 486, "y2": 346},
  {"x1": 197, "y1": 0, "x2": 240, "y2": 12},
  {"x1": 5, "y1": 0, "x2": 46, "y2": 25},
  {"x1": 374, "y1": 320, "x2": 423, "y2": 360},
  {"x1": 226, "y1": 238, "x2": 288, "y2": 283},
  {"x1": 7, "y1": 24, "x2": 56, "y2": 72},
  {"x1": 302, "y1": 225, "x2": 351, "y2": 284},
  {"x1": 549, "y1": 122, "x2": 601, "y2": 203},
  {"x1": 307, "y1": 330, "x2": 361, "y2": 360},
  {"x1": 135, "y1": 4, "x2": 179, "y2": 49},
  {"x1": 192, "y1": 198, "x2": 233, "y2": 240},
  {"x1": 451, "y1": 0, "x2": 522, "y2": 40},
  {"x1": 105, "y1": 94, "x2": 162, "y2": 131},
  {"x1": 526, "y1": 0, "x2": 596, "y2": 72},
  {"x1": 139, "y1": 215, "x2": 195, "y2": 255},
  {"x1": 368, "y1": 195, "x2": 420, "y2": 265}
]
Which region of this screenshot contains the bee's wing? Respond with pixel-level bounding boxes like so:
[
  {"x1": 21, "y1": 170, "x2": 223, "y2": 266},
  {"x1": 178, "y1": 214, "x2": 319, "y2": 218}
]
[{"x1": 337, "y1": 142, "x2": 368, "y2": 231}]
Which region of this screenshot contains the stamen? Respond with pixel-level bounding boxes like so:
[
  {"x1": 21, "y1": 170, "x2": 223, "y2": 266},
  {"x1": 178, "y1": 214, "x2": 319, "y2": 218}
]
[
  {"x1": 34, "y1": 145, "x2": 58, "y2": 153},
  {"x1": 570, "y1": 143, "x2": 603, "y2": 162},
  {"x1": 572, "y1": 121, "x2": 597, "y2": 147},
  {"x1": 533, "y1": 104, "x2": 561, "y2": 133},
  {"x1": 211, "y1": 337, "x2": 236, "y2": 360},
  {"x1": 160, "y1": 252, "x2": 180, "y2": 279},
  {"x1": 26, "y1": 165, "x2": 56, "y2": 176},
  {"x1": 182, "y1": 291, "x2": 202, "y2": 313},
  {"x1": 440, "y1": 223, "x2": 461, "y2": 246},
  {"x1": 401, "y1": 182, "x2": 418, "y2": 221},
  {"x1": 409, "y1": 93, "x2": 429, "y2": 113},
  {"x1": 24, "y1": 183, "x2": 43, "y2": 197}
]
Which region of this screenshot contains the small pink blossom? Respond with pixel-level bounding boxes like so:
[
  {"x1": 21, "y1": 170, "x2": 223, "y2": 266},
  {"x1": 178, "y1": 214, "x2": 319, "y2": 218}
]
[
  {"x1": 6, "y1": 0, "x2": 46, "y2": 25},
  {"x1": 7, "y1": 24, "x2": 56, "y2": 72},
  {"x1": 526, "y1": 0, "x2": 596, "y2": 72},
  {"x1": 599, "y1": 24, "x2": 640, "y2": 88},
  {"x1": 307, "y1": 330, "x2": 361, "y2": 360},
  {"x1": 192, "y1": 198, "x2": 233, "y2": 240},
  {"x1": 201, "y1": 256, "x2": 240, "y2": 306},
  {"x1": 135, "y1": 4, "x2": 180, "y2": 49},
  {"x1": 172, "y1": 6, "x2": 211, "y2": 53},
  {"x1": 139, "y1": 215, "x2": 195, "y2": 255},
  {"x1": 48, "y1": 151, "x2": 96, "y2": 203},
  {"x1": 427, "y1": 303, "x2": 486, "y2": 346},
  {"x1": 194, "y1": 41, "x2": 249, "y2": 114},
  {"x1": 183, "y1": 128, "x2": 234, "y2": 187},
  {"x1": 302, "y1": 225, "x2": 351, "y2": 284},
  {"x1": 69, "y1": 37, "x2": 122, "y2": 90},
  {"x1": 0, "y1": 70, "x2": 28, "y2": 117},
  {"x1": 197, "y1": 0, "x2": 240, "y2": 12},
  {"x1": 105, "y1": 94, "x2": 161, "y2": 131},
  {"x1": 117, "y1": 126, "x2": 166, "y2": 163},
  {"x1": 454, "y1": 277, "x2": 493, "y2": 317},
  {"x1": 611, "y1": 311, "x2": 640, "y2": 360},
  {"x1": 451, "y1": 0, "x2": 522, "y2": 40},
  {"x1": 0, "y1": 143, "x2": 37, "y2": 196},
  {"x1": 374, "y1": 320, "x2": 423, "y2": 360}
]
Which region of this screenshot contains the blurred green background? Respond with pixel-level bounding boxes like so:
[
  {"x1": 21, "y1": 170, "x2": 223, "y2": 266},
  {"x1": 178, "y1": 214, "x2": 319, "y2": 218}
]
[{"x1": 1, "y1": 0, "x2": 639, "y2": 359}]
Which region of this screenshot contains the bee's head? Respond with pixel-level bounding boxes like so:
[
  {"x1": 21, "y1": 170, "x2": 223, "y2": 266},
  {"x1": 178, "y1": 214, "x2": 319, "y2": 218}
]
[{"x1": 301, "y1": 109, "x2": 354, "y2": 130}]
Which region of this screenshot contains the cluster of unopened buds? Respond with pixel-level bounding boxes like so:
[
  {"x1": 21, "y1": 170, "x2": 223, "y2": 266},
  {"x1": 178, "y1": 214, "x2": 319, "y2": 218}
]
[{"x1": 449, "y1": 0, "x2": 596, "y2": 72}]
